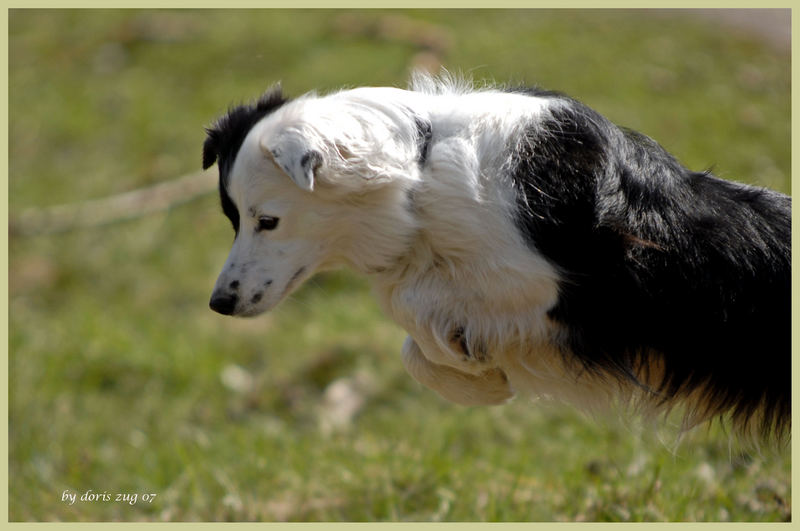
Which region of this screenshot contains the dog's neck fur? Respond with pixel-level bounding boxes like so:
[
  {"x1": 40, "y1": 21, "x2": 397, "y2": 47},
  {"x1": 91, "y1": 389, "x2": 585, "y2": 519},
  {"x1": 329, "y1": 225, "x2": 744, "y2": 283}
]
[
  {"x1": 310, "y1": 86, "x2": 565, "y2": 342},
  {"x1": 323, "y1": 183, "x2": 421, "y2": 275},
  {"x1": 359, "y1": 158, "x2": 561, "y2": 375}
]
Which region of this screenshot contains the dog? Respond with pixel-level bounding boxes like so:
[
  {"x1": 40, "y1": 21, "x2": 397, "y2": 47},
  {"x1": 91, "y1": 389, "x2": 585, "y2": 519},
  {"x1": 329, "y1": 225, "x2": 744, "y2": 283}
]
[{"x1": 203, "y1": 73, "x2": 790, "y2": 440}]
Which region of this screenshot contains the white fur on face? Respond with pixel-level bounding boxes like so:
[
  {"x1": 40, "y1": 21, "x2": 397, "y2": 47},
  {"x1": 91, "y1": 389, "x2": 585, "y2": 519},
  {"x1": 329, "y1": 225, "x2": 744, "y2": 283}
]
[
  {"x1": 212, "y1": 88, "x2": 434, "y2": 317},
  {"x1": 210, "y1": 130, "x2": 330, "y2": 316}
]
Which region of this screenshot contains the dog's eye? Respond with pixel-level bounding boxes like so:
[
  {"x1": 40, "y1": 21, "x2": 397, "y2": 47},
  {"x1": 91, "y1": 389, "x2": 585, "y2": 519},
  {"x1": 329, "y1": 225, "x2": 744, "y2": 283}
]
[{"x1": 257, "y1": 216, "x2": 280, "y2": 232}]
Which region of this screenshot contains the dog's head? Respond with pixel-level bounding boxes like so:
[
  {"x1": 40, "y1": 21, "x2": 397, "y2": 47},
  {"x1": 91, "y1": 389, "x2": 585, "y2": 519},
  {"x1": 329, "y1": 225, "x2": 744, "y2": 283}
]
[{"x1": 203, "y1": 85, "x2": 424, "y2": 317}]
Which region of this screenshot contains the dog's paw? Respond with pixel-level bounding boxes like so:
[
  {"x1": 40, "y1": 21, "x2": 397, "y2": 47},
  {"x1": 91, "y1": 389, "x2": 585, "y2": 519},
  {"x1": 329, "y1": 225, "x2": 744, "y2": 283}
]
[
  {"x1": 449, "y1": 325, "x2": 487, "y2": 362},
  {"x1": 401, "y1": 336, "x2": 513, "y2": 405}
]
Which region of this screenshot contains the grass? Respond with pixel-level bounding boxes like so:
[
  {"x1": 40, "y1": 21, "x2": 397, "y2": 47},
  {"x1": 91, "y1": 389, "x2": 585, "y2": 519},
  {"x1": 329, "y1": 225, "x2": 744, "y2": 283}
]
[{"x1": 8, "y1": 9, "x2": 790, "y2": 522}]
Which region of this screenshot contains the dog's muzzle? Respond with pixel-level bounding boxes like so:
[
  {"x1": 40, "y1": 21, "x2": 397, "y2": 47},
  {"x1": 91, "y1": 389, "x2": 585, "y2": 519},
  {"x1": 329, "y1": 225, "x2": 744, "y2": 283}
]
[{"x1": 209, "y1": 291, "x2": 238, "y2": 315}]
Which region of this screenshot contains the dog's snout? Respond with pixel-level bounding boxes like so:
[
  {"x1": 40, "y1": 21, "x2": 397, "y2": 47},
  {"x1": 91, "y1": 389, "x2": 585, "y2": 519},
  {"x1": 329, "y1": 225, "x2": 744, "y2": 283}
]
[{"x1": 209, "y1": 292, "x2": 238, "y2": 315}]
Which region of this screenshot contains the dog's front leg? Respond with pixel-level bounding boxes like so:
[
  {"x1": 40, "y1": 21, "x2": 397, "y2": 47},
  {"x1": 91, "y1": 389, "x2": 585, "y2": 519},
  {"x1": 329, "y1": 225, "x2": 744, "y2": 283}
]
[{"x1": 401, "y1": 336, "x2": 514, "y2": 405}]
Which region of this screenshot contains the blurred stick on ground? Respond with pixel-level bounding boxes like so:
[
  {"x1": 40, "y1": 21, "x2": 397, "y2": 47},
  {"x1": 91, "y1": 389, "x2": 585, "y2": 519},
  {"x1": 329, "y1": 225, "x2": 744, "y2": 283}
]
[{"x1": 10, "y1": 170, "x2": 217, "y2": 236}]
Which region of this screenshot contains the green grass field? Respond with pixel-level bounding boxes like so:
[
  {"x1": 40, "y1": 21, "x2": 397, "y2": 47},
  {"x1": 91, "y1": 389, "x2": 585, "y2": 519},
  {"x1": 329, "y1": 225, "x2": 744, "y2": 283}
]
[{"x1": 9, "y1": 9, "x2": 790, "y2": 521}]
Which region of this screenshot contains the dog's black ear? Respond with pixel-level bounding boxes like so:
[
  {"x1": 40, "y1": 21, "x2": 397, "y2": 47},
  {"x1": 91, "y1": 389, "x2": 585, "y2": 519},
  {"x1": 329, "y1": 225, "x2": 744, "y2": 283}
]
[
  {"x1": 202, "y1": 131, "x2": 219, "y2": 170},
  {"x1": 203, "y1": 84, "x2": 288, "y2": 172},
  {"x1": 261, "y1": 134, "x2": 322, "y2": 192}
]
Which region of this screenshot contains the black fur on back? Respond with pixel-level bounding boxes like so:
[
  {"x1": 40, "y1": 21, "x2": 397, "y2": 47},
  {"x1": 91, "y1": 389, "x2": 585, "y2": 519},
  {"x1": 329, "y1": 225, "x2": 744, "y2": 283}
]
[
  {"x1": 506, "y1": 88, "x2": 791, "y2": 438},
  {"x1": 202, "y1": 85, "x2": 288, "y2": 234}
]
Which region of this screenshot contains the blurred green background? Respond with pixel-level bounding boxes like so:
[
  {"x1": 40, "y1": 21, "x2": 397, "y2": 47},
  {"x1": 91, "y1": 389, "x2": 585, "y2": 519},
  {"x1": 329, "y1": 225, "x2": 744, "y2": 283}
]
[{"x1": 8, "y1": 9, "x2": 790, "y2": 522}]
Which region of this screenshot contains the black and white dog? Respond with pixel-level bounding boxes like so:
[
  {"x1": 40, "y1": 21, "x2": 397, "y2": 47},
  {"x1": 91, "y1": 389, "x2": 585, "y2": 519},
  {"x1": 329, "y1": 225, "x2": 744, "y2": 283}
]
[{"x1": 203, "y1": 74, "x2": 790, "y2": 440}]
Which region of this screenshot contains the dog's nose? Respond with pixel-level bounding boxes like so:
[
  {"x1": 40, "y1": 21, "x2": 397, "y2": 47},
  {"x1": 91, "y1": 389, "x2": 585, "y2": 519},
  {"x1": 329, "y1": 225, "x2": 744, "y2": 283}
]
[{"x1": 209, "y1": 292, "x2": 238, "y2": 315}]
